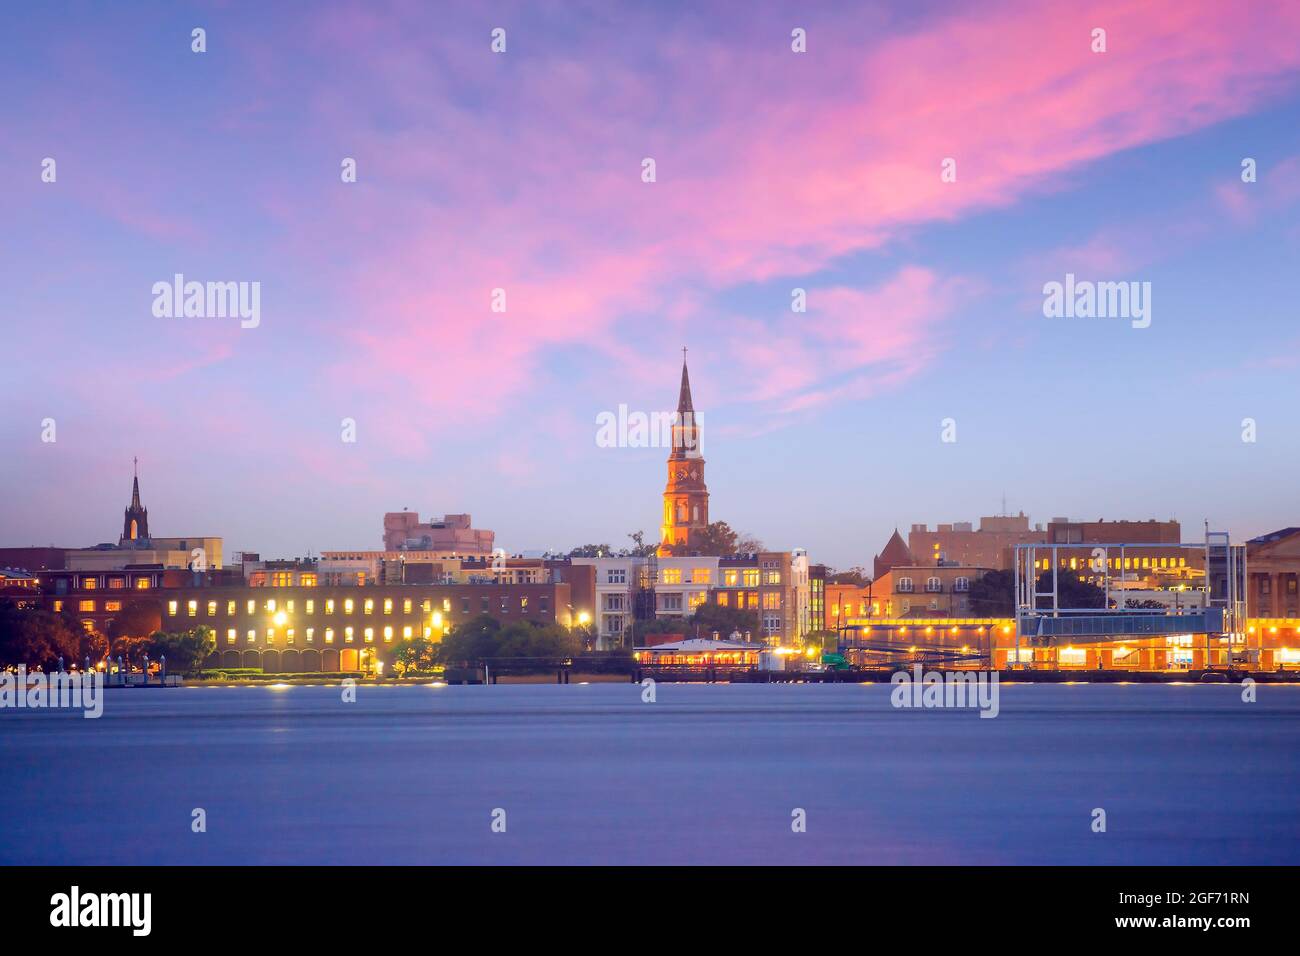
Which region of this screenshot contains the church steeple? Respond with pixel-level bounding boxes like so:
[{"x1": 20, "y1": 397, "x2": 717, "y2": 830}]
[
  {"x1": 659, "y1": 350, "x2": 709, "y2": 557},
  {"x1": 122, "y1": 457, "x2": 150, "y2": 545}
]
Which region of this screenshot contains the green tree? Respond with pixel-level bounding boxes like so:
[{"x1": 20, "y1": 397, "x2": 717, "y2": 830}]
[
  {"x1": 392, "y1": 638, "x2": 438, "y2": 677},
  {"x1": 148, "y1": 626, "x2": 217, "y2": 676},
  {"x1": 827, "y1": 567, "x2": 869, "y2": 586},
  {"x1": 108, "y1": 599, "x2": 162, "y2": 644},
  {"x1": 690, "y1": 602, "x2": 759, "y2": 640},
  {"x1": 626, "y1": 531, "x2": 658, "y2": 557},
  {"x1": 567, "y1": 543, "x2": 615, "y2": 558},
  {"x1": 968, "y1": 570, "x2": 1015, "y2": 615},
  {"x1": 691, "y1": 521, "x2": 738, "y2": 556},
  {"x1": 0, "y1": 600, "x2": 82, "y2": 668},
  {"x1": 631, "y1": 617, "x2": 687, "y2": 644}
]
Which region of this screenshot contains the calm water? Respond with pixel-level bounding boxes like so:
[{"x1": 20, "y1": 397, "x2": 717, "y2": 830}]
[{"x1": 2, "y1": 682, "x2": 1297, "y2": 865}]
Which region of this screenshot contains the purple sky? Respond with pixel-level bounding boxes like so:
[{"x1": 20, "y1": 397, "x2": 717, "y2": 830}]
[{"x1": 2, "y1": 1, "x2": 1299, "y2": 568}]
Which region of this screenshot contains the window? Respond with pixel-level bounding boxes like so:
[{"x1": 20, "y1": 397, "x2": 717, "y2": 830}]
[
  {"x1": 53, "y1": 600, "x2": 64, "y2": 612},
  {"x1": 82, "y1": 577, "x2": 97, "y2": 590},
  {"x1": 954, "y1": 577, "x2": 970, "y2": 592},
  {"x1": 743, "y1": 569, "x2": 760, "y2": 587},
  {"x1": 105, "y1": 600, "x2": 122, "y2": 612},
  {"x1": 246, "y1": 600, "x2": 256, "y2": 614},
  {"x1": 364, "y1": 627, "x2": 374, "y2": 643},
  {"x1": 481, "y1": 597, "x2": 490, "y2": 613},
  {"x1": 344, "y1": 599, "x2": 354, "y2": 614},
  {"x1": 607, "y1": 569, "x2": 626, "y2": 584},
  {"x1": 520, "y1": 596, "x2": 528, "y2": 612},
  {"x1": 345, "y1": 627, "x2": 354, "y2": 643},
  {"x1": 207, "y1": 600, "x2": 217, "y2": 616},
  {"x1": 266, "y1": 629, "x2": 275, "y2": 644},
  {"x1": 659, "y1": 593, "x2": 683, "y2": 611},
  {"x1": 305, "y1": 628, "x2": 314, "y2": 643},
  {"x1": 271, "y1": 572, "x2": 292, "y2": 587},
  {"x1": 306, "y1": 599, "x2": 315, "y2": 615},
  {"x1": 461, "y1": 597, "x2": 470, "y2": 614},
  {"x1": 383, "y1": 626, "x2": 393, "y2": 643},
  {"x1": 897, "y1": 578, "x2": 914, "y2": 593},
  {"x1": 247, "y1": 630, "x2": 256, "y2": 644},
  {"x1": 925, "y1": 577, "x2": 942, "y2": 593},
  {"x1": 286, "y1": 600, "x2": 295, "y2": 613},
  {"x1": 79, "y1": 600, "x2": 95, "y2": 612},
  {"x1": 660, "y1": 568, "x2": 682, "y2": 584},
  {"x1": 108, "y1": 577, "x2": 125, "y2": 590},
  {"x1": 300, "y1": 573, "x2": 317, "y2": 587},
  {"x1": 763, "y1": 570, "x2": 781, "y2": 585},
  {"x1": 168, "y1": 600, "x2": 179, "y2": 616},
  {"x1": 500, "y1": 596, "x2": 510, "y2": 613},
  {"x1": 746, "y1": 592, "x2": 759, "y2": 610},
  {"x1": 134, "y1": 577, "x2": 151, "y2": 589},
  {"x1": 763, "y1": 614, "x2": 781, "y2": 635},
  {"x1": 717, "y1": 592, "x2": 729, "y2": 607},
  {"x1": 724, "y1": 570, "x2": 739, "y2": 587},
  {"x1": 402, "y1": 625, "x2": 413, "y2": 639},
  {"x1": 226, "y1": 629, "x2": 236, "y2": 644},
  {"x1": 227, "y1": 600, "x2": 236, "y2": 615},
  {"x1": 539, "y1": 596, "x2": 549, "y2": 613},
  {"x1": 763, "y1": 592, "x2": 781, "y2": 610},
  {"x1": 603, "y1": 594, "x2": 625, "y2": 612},
  {"x1": 691, "y1": 568, "x2": 710, "y2": 584},
  {"x1": 383, "y1": 598, "x2": 393, "y2": 615},
  {"x1": 188, "y1": 600, "x2": 198, "y2": 617},
  {"x1": 403, "y1": 599, "x2": 412, "y2": 614},
  {"x1": 324, "y1": 628, "x2": 334, "y2": 644}
]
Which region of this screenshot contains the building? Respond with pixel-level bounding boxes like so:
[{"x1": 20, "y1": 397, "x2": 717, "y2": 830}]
[
  {"x1": 632, "y1": 637, "x2": 763, "y2": 669},
  {"x1": 708, "y1": 551, "x2": 810, "y2": 644},
  {"x1": 63, "y1": 463, "x2": 222, "y2": 572},
  {"x1": 1246, "y1": 528, "x2": 1300, "y2": 618},
  {"x1": 908, "y1": 513, "x2": 1046, "y2": 570},
  {"x1": 39, "y1": 571, "x2": 573, "y2": 672},
  {"x1": 382, "y1": 511, "x2": 494, "y2": 554},
  {"x1": 870, "y1": 565, "x2": 994, "y2": 618},
  {"x1": 873, "y1": 530, "x2": 913, "y2": 579},
  {"x1": 0, "y1": 547, "x2": 69, "y2": 574},
  {"x1": 1046, "y1": 517, "x2": 1181, "y2": 545},
  {"x1": 572, "y1": 555, "x2": 720, "y2": 648},
  {"x1": 658, "y1": 353, "x2": 709, "y2": 557}
]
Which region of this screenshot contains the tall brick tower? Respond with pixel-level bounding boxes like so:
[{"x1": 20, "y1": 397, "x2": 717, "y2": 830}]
[{"x1": 658, "y1": 350, "x2": 709, "y2": 557}]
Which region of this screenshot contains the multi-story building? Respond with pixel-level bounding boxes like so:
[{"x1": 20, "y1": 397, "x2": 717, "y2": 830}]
[
  {"x1": 1246, "y1": 528, "x2": 1300, "y2": 618},
  {"x1": 908, "y1": 513, "x2": 1046, "y2": 570},
  {"x1": 572, "y1": 555, "x2": 719, "y2": 648},
  {"x1": 709, "y1": 551, "x2": 810, "y2": 644},
  {"x1": 870, "y1": 565, "x2": 994, "y2": 618},
  {"x1": 382, "y1": 511, "x2": 494, "y2": 554},
  {"x1": 39, "y1": 571, "x2": 573, "y2": 672}
]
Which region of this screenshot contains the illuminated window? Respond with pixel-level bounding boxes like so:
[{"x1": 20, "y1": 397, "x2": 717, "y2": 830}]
[
  {"x1": 403, "y1": 599, "x2": 412, "y2": 614},
  {"x1": 305, "y1": 628, "x2": 314, "y2": 643},
  {"x1": 423, "y1": 600, "x2": 432, "y2": 612},
  {"x1": 82, "y1": 577, "x2": 97, "y2": 590},
  {"x1": 227, "y1": 600, "x2": 236, "y2": 615},
  {"x1": 266, "y1": 629, "x2": 275, "y2": 644},
  {"x1": 344, "y1": 599, "x2": 355, "y2": 614},
  {"x1": 763, "y1": 571, "x2": 781, "y2": 585},
  {"x1": 266, "y1": 599, "x2": 277, "y2": 613},
  {"x1": 246, "y1": 630, "x2": 256, "y2": 643},
  {"x1": 134, "y1": 577, "x2": 151, "y2": 589},
  {"x1": 324, "y1": 628, "x2": 334, "y2": 644},
  {"x1": 383, "y1": 598, "x2": 392, "y2": 615},
  {"x1": 442, "y1": 598, "x2": 450, "y2": 613},
  {"x1": 79, "y1": 600, "x2": 95, "y2": 612},
  {"x1": 763, "y1": 592, "x2": 781, "y2": 610},
  {"x1": 286, "y1": 600, "x2": 295, "y2": 613},
  {"x1": 188, "y1": 600, "x2": 197, "y2": 617},
  {"x1": 207, "y1": 600, "x2": 217, "y2": 616},
  {"x1": 724, "y1": 569, "x2": 739, "y2": 587},
  {"x1": 355, "y1": 573, "x2": 366, "y2": 586},
  {"x1": 105, "y1": 600, "x2": 122, "y2": 612},
  {"x1": 383, "y1": 626, "x2": 393, "y2": 642},
  {"x1": 53, "y1": 600, "x2": 64, "y2": 612},
  {"x1": 520, "y1": 596, "x2": 528, "y2": 612},
  {"x1": 168, "y1": 600, "x2": 179, "y2": 616},
  {"x1": 226, "y1": 629, "x2": 236, "y2": 644},
  {"x1": 691, "y1": 568, "x2": 710, "y2": 584},
  {"x1": 661, "y1": 568, "x2": 682, "y2": 584},
  {"x1": 301, "y1": 573, "x2": 317, "y2": 587},
  {"x1": 742, "y1": 569, "x2": 760, "y2": 587},
  {"x1": 271, "y1": 572, "x2": 292, "y2": 587},
  {"x1": 402, "y1": 625, "x2": 413, "y2": 639},
  {"x1": 345, "y1": 627, "x2": 354, "y2": 643},
  {"x1": 364, "y1": 599, "x2": 374, "y2": 615},
  {"x1": 246, "y1": 600, "x2": 255, "y2": 614},
  {"x1": 364, "y1": 627, "x2": 374, "y2": 643},
  {"x1": 306, "y1": 599, "x2": 315, "y2": 615},
  {"x1": 746, "y1": 592, "x2": 759, "y2": 610},
  {"x1": 286, "y1": 629, "x2": 295, "y2": 645},
  {"x1": 108, "y1": 577, "x2": 125, "y2": 589}
]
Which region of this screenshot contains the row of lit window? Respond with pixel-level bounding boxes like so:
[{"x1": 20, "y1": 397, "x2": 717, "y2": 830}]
[
  {"x1": 225, "y1": 625, "x2": 423, "y2": 645},
  {"x1": 721, "y1": 569, "x2": 780, "y2": 587},
  {"x1": 171, "y1": 594, "x2": 548, "y2": 617},
  {"x1": 714, "y1": 591, "x2": 781, "y2": 609},
  {"x1": 75, "y1": 577, "x2": 153, "y2": 590},
  {"x1": 57, "y1": 600, "x2": 125, "y2": 613},
  {"x1": 1035, "y1": 557, "x2": 1189, "y2": 571}
]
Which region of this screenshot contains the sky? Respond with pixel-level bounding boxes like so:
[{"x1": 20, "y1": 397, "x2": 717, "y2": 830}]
[{"x1": 1, "y1": 0, "x2": 1298, "y2": 570}]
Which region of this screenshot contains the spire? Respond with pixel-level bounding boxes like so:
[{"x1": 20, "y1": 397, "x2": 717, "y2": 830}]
[
  {"x1": 130, "y1": 456, "x2": 142, "y2": 510},
  {"x1": 677, "y1": 347, "x2": 694, "y2": 415}
]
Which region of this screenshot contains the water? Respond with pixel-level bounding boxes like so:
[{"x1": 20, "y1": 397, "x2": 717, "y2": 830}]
[{"x1": 2, "y1": 682, "x2": 1296, "y2": 865}]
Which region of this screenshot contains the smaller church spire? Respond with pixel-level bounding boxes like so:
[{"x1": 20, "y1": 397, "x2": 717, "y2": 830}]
[
  {"x1": 130, "y1": 456, "x2": 142, "y2": 510},
  {"x1": 677, "y1": 347, "x2": 694, "y2": 415}
]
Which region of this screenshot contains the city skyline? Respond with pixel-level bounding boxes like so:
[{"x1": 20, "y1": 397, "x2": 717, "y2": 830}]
[{"x1": 3, "y1": 1, "x2": 1300, "y2": 568}]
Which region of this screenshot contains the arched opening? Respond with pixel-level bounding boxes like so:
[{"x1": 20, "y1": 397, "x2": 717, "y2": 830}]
[
  {"x1": 339, "y1": 648, "x2": 359, "y2": 672},
  {"x1": 242, "y1": 649, "x2": 262, "y2": 669},
  {"x1": 281, "y1": 649, "x2": 301, "y2": 673},
  {"x1": 262, "y1": 649, "x2": 281, "y2": 673},
  {"x1": 222, "y1": 650, "x2": 241, "y2": 669},
  {"x1": 302, "y1": 649, "x2": 321, "y2": 672},
  {"x1": 322, "y1": 648, "x2": 339, "y2": 672}
]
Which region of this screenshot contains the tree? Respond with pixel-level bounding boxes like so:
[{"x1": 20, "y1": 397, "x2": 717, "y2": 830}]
[
  {"x1": 968, "y1": 570, "x2": 1015, "y2": 615},
  {"x1": 148, "y1": 626, "x2": 216, "y2": 676},
  {"x1": 827, "y1": 567, "x2": 869, "y2": 586},
  {"x1": 691, "y1": 521, "x2": 737, "y2": 556},
  {"x1": 108, "y1": 599, "x2": 162, "y2": 644},
  {"x1": 391, "y1": 638, "x2": 438, "y2": 677},
  {"x1": 626, "y1": 531, "x2": 658, "y2": 557},
  {"x1": 690, "y1": 602, "x2": 759, "y2": 640},
  {"x1": 631, "y1": 617, "x2": 686, "y2": 644},
  {"x1": 436, "y1": 615, "x2": 579, "y2": 664},
  {"x1": 803, "y1": 629, "x2": 838, "y2": 653},
  {"x1": 567, "y1": 544, "x2": 615, "y2": 558},
  {"x1": 735, "y1": 532, "x2": 766, "y2": 554},
  {"x1": 0, "y1": 600, "x2": 82, "y2": 669}
]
